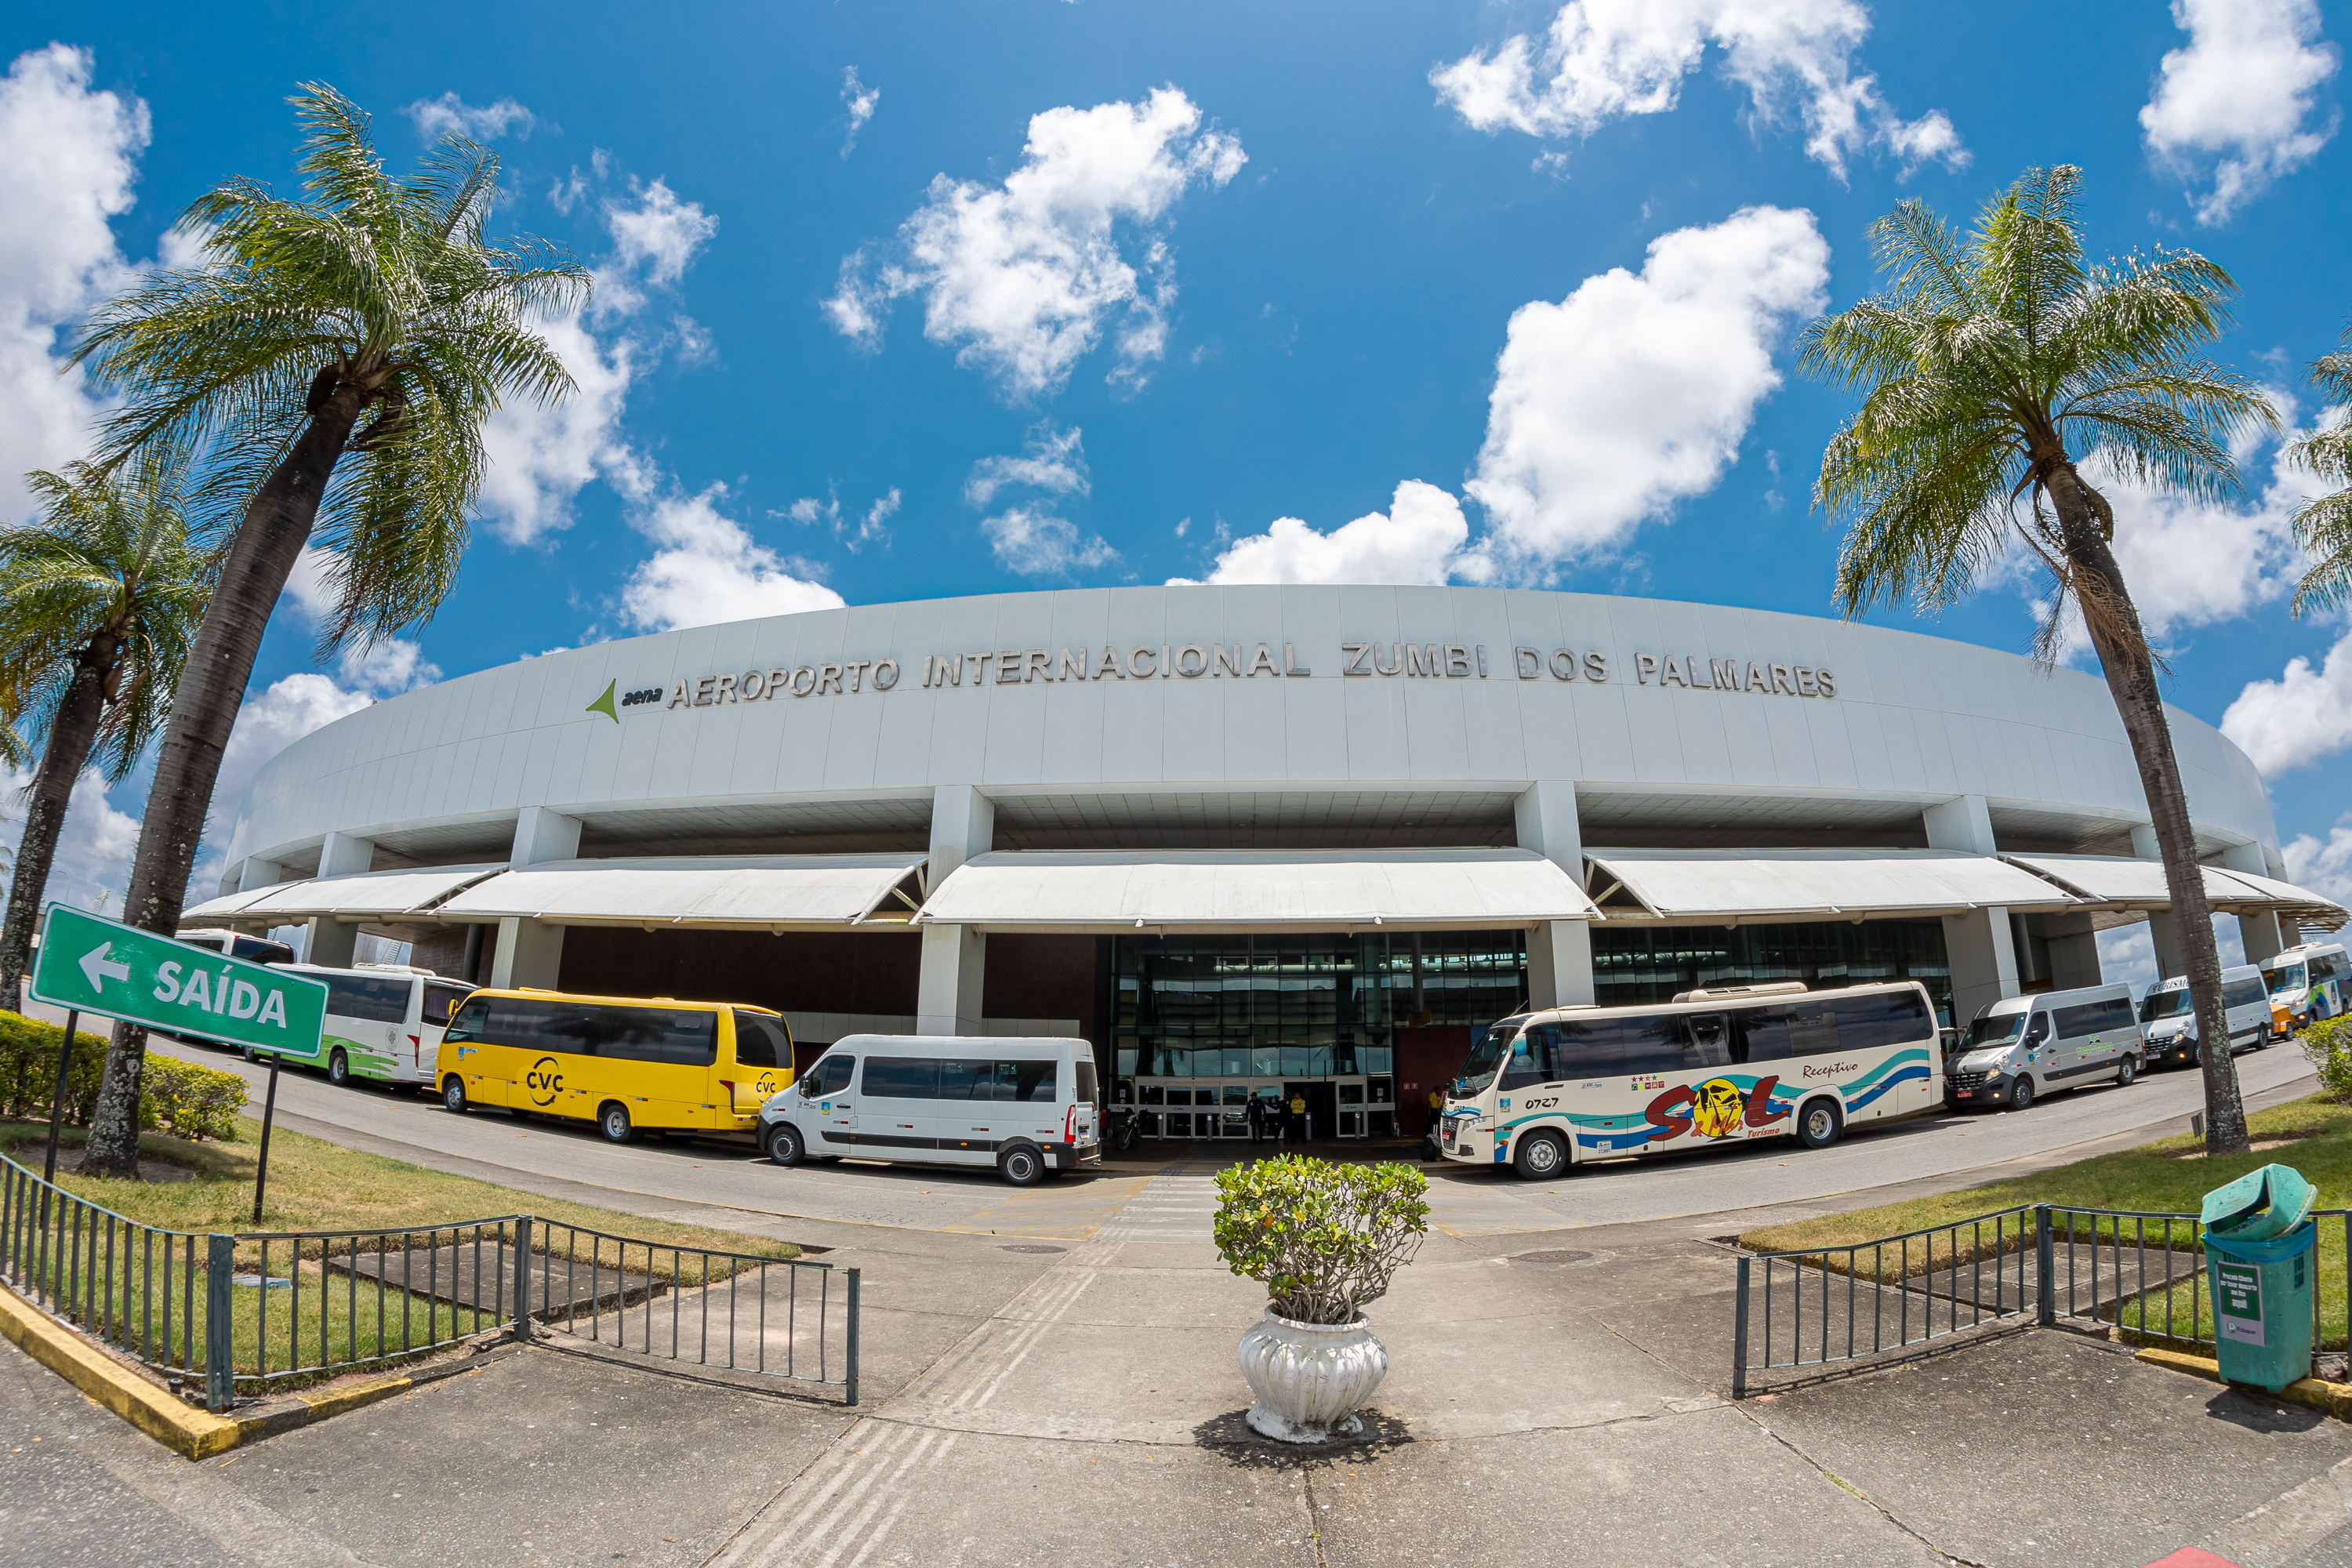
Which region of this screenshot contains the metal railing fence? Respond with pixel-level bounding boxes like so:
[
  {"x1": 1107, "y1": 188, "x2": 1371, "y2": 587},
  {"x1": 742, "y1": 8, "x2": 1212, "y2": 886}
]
[
  {"x1": 0, "y1": 1154, "x2": 856, "y2": 1411},
  {"x1": 1733, "y1": 1202, "x2": 2352, "y2": 1397}
]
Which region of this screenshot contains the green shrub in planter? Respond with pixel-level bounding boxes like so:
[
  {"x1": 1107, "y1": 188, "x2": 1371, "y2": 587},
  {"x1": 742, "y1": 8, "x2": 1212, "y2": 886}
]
[
  {"x1": 0, "y1": 1012, "x2": 249, "y2": 1142},
  {"x1": 1212, "y1": 1155, "x2": 1431, "y2": 1325},
  {"x1": 2307, "y1": 1016, "x2": 2352, "y2": 1103}
]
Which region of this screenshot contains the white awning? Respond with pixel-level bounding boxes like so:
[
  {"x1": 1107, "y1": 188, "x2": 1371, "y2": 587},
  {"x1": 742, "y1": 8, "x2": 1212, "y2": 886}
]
[
  {"x1": 432, "y1": 854, "x2": 931, "y2": 930},
  {"x1": 181, "y1": 863, "x2": 505, "y2": 925},
  {"x1": 2006, "y1": 853, "x2": 2347, "y2": 931},
  {"x1": 1583, "y1": 848, "x2": 2078, "y2": 924},
  {"x1": 912, "y1": 848, "x2": 1599, "y2": 933}
]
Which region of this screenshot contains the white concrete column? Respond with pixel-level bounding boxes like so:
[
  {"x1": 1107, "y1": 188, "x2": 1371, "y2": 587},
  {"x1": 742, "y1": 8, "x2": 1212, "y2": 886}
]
[
  {"x1": 1923, "y1": 795, "x2": 2019, "y2": 1027},
  {"x1": 2130, "y1": 823, "x2": 2187, "y2": 978},
  {"x1": 2222, "y1": 839, "x2": 2291, "y2": 967},
  {"x1": 1515, "y1": 781, "x2": 1595, "y2": 1008},
  {"x1": 916, "y1": 786, "x2": 994, "y2": 1036},
  {"x1": 487, "y1": 808, "x2": 581, "y2": 990},
  {"x1": 235, "y1": 858, "x2": 281, "y2": 894},
  {"x1": 300, "y1": 833, "x2": 375, "y2": 967}
]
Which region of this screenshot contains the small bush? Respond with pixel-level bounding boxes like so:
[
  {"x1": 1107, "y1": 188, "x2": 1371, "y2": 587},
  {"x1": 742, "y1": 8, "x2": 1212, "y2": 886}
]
[
  {"x1": 2307, "y1": 1017, "x2": 2352, "y2": 1103},
  {"x1": 0, "y1": 1012, "x2": 248, "y2": 1141},
  {"x1": 1212, "y1": 1155, "x2": 1430, "y2": 1325}
]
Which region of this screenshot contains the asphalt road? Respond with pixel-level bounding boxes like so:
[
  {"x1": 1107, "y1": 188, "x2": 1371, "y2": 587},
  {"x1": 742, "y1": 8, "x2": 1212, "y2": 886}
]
[{"x1": 144, "y1": 1033, "x2": 2322, "y2": 1240}]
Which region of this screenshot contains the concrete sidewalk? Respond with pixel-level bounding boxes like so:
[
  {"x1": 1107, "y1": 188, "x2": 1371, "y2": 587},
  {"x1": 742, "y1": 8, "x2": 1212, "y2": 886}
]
[{"x1": 11, "y1": 1155, "x2": 2352, "y2": 1566}]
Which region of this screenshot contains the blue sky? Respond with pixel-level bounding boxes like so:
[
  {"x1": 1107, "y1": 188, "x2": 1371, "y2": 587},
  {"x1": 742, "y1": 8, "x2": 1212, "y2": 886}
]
[{"x1": 1, "y1": 0, "x2": 2348, "y2": 953}]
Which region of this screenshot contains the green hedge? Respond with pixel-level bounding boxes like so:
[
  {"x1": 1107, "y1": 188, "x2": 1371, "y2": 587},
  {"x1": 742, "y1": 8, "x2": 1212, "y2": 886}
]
[
  {"x1": 2308, "y1": 1016, "x2": 2352, "y2": 1103},
  {"x1": 0, "y1": 1012, "x2": 249, "y2": 1142}
]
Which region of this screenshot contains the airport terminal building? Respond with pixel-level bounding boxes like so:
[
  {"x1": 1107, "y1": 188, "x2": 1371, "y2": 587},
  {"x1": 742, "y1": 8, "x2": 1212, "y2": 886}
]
[{"x1": 189, "y1": 586, "x2": 2343, "y2": 1140}]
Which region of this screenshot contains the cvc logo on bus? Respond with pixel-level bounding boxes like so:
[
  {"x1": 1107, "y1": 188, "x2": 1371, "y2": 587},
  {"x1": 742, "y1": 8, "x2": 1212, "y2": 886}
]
[{"x1": 526, "y1": 1055, "x2": 565, "y2": 1107}]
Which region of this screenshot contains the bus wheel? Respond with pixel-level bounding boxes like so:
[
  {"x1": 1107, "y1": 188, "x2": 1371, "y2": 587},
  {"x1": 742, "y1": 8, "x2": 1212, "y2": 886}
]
[
  {"x1": 768, "y1": 1123, "x2": 805, "y2": 1167},
  {"x1": 999, "y1": 1145, "x2": 1044, "y2": 1186},
  {"x1": 441, "y1": 1077, "x2": 468, "y2": 1114},
  {"x1": 327, "y1": 1049, "x2": 350, "y2": 1088},
  {"x1": 598, "y1": 1102, "x2": 637, "y2": 1145},
  {"x1": 2009, "y1": 1076, "x2": 2035, "y2": 1112},
  {"x1": 2114, "y1": 1054, "x2": 2136, "y2": 1087},
  {"x1": 1795, "y1": 1098, "x2": 1844, "y2": 1149},
  {"x1": 1512, "y1": 1131, "x2": 1568, "y2": 1181}
]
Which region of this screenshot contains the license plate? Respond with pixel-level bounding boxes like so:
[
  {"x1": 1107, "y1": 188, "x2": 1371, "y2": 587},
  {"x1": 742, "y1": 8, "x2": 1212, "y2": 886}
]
[{"x1": 1956, "y1": 1091, "x2": 1973, "y2": 1098}]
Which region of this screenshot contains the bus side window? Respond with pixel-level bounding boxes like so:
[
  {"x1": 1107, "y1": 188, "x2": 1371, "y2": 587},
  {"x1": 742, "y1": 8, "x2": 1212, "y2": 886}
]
[
  {"x1": 1682, "y1": 1014, "x2": 1731, "y2": 1069},
  {"x1": 423, "y1": 983, "x2": 472, "y2": 1027},
  {"x1": 1736, "y1": 1003, "x2": 1838, "y2": 1062},
  {"x1": 1830, "y1": 992, "x2": 1931, "y2": 1051},
  {"x1": 444, "y1": 999, "x2": 489, "y2": 1044},
  {"x1": 731, "y1": 1011, "x2": 790, "y2": 1069},
  {"x1": 1500, "y1": 1025, "x2": 1559, "y2": 1090}
]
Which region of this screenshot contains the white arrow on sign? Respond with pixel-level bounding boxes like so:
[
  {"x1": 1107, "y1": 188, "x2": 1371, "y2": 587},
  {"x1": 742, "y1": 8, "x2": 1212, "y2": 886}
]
[{"x1": 78, "y1": 942, "x2": 132, "y2": 993}]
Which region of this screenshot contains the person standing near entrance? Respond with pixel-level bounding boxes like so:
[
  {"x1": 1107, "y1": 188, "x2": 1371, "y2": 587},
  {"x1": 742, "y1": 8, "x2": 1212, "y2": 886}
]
[
  {"x1": 1288, "y1": 1090, "x2": 1308, "y2": 1144},
  {"x1": 1246, "y1": 1092, "x2": 1269, "y2": 1146}
]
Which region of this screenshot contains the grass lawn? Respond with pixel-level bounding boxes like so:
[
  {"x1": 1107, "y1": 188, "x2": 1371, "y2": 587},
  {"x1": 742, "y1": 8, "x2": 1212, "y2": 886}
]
[
  {"x1": 0, "y1": 1117, "x2": 803, "y2": 1393},
  {"x1": 1737, "y1": 1091, "x2": 2352, "y2": 1350}
]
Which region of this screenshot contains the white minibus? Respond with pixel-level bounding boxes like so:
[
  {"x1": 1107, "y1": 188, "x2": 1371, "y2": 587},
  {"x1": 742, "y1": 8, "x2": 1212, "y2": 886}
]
[
  {"x1": 1947, "y1": 982, "x2": 2140, "y2": 1111},
  {"x1": 2264, "y1": 942, "x2": 2350, "y2": 1033},
  {"x1": 277, "y1": 964, "x2": 478, "y2": 1089},
  {"x1": 175, "y1": 927, "x2": 298, "y2": 964},
  {"x1": 759, "y1": 1034, "x2": 1100, "y2": 1185},
  {"x1": 2139, "y1": 965, "x2": 2272, "y2": 1069},
  {"x1": 1438, "y1": 982, "x2": 1940, "y2": 1180}
]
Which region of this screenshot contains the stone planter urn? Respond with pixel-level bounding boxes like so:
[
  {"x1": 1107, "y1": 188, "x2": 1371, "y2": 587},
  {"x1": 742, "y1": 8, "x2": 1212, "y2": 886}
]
[{"x1": 1236, "y1": 1307, "x2": 1390, "y2": 1443}]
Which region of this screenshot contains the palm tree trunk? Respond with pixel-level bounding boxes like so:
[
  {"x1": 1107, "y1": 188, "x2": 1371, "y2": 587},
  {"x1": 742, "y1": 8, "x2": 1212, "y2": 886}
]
[
  {"x1": 0, "y1": 648, "x2": 114, "y2": 1011},
  {"x1": 80, "y1": 390, "x2": 361, "y2": 1177},
  {"x1": 2045, "y1": 460, "x2": 2250, "y2": 1156}
]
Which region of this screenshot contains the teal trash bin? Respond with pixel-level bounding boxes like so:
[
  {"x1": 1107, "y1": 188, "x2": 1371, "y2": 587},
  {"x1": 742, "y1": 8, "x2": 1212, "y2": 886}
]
[{"x1": 2201, "y1": 1163, "x2": 2319, "y2": 1394}]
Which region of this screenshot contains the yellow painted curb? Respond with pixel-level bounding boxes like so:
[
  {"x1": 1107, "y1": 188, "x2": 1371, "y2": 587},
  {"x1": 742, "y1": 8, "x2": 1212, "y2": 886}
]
[
  {"x1": 0, "y1": 1283, "x2": 238, "y2": 1460},
  {"x1": 2132, "y1": 1345, "x2": 2352, "y2": 1421}
]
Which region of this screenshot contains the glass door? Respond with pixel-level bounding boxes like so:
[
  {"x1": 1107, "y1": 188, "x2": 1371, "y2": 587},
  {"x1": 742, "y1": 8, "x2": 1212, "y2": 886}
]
[{"x1": 1334, "y1": 1077, "x2": 1368, "y2": 1138}]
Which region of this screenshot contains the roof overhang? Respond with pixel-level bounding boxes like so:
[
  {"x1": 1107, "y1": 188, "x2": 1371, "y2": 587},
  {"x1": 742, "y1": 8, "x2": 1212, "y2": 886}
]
[
  {"x1": 2003, "y1": 853, "x2": 2347, "y2": 931},
  {"x1": 180, "y1": 864, "x2": 506, "y2": 926},
  {"x1": 1583, "y1": 847, "x2": 2079, "y2": 925},
  {"x1": 430, "y1": 853, "x2": 931, "y2": 931}
]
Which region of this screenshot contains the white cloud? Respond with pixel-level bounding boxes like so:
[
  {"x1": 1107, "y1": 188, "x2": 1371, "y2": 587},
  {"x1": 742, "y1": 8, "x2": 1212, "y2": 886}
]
[
  {"x1": 207, "y1": 673, "x2": 379, "y2": 848},
  {"x1": 1177, "y1": 481, "x2": 1470, "y2": 586},
  {"x1": 1461, "y1": 205, "x2": 1829, "y2": 575},
  {"x1": 0, "y1": 44, "x2": 148, "y2": 526},
  {"x1": 403, "y1": 93, "x2": 536, "y2": 142},
  {"x1": 0, "y1": 764, "x2": 140, "y2": 916},
  {"x1": 335, "y1": 638, "x2": 439, "y2": 695},
  {"x1": 982, "y1": 506, "x2": 1118, "y2": 577},
  {"x1": 477, "y1": 176, "x2": 713, "y2": 543},
  {"x1": 2285, "y1": 818, "x2": 2352, "y2": 909},
  {"x1": 826, "y1": 86, "x2": 1245, "y2": 397},
  {"x1": 618, "y1": 483, "x2": 845, "y2": 632},
  {"x1": 783, "y1": 486, "x2": 901, "y2": 552},
  {"x1": 840, "y1": 67, "x2": 879, "y2": 158},
  {"x1": 1432, "y1": 0, "x2": 1967, "y2": 180},
  {"x1": 2141, "y1": 0, "x2": 2339, "y2": 225},
  {"x1": 2221, "y1": 626, "x2": 2352, "y2": 778},
  {"x1": 964, "y1": 426, "x2": 1089, "y2": 507}
]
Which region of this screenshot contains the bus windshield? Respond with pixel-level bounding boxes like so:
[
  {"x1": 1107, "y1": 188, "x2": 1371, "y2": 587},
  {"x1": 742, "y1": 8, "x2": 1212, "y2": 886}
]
[
  {"x1": 2269, "y1": 964, "x2": 2308, "y2": 995},
  {"x1": 1961, "y1": 1012, "x2": 2027, "y2": 1051},
  {"x1": 2141, "y1": 989, "x2": 2192, "y2": 1022},
  {"x1": 1456, "y1": 1017, "x2": 1526, "y2": 1095}
]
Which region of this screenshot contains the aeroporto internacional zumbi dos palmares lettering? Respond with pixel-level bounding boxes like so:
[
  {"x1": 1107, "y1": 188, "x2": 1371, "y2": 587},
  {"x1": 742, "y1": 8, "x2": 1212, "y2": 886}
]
[{"x1": 641, "y1": 639, "x2": 1838, "y2": 706}]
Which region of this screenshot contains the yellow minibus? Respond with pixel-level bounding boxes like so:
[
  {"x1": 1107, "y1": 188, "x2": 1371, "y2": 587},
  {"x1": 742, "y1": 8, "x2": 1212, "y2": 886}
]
[{"x1": 436, "y1": 987, "x2": 796, "y2": 1144}]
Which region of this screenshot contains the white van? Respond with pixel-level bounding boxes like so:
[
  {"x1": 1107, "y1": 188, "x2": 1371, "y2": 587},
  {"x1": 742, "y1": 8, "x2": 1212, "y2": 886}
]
[
  {"x1": 2264, "y1": 943, "x2": 2350, "y2": 1033},
  {"x1": 2139, "y1": 965, "x2": 2272, "y2": 1068},
  {"x1": 276, "y1": 963, "x2": 478, "y2": 1089},
  {"x1": 1945, "y1": 983, "x2": 2142, "y2": 1111},
  {"x1": 758, "y1": 1034, "x2": 1100, "y2": 1185},
  {"x1": 175, "y1": 927, "x2": 298, "y2": 965}
]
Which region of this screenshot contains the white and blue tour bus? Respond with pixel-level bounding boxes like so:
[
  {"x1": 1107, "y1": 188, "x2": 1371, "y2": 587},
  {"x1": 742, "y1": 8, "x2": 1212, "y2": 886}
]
[{"x1": 1438, "y1": 981, "x2": 1940, "y2": 1180}]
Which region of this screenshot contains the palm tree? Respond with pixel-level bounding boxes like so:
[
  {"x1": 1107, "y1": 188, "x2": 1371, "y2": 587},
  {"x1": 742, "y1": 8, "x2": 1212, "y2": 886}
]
[
  {"x1": 0, "y1": 463, "x2": 209, "y2": 1011},
  {"x1": 64, "y1": 85, "x2": 588, "y2": 1175},
  {"x1": 1799, "y1": 165, "x2": 2277, "y2": 1156},
  {"x1": 2288, "y1": 328, "x2": 2352, "y2": 613}
]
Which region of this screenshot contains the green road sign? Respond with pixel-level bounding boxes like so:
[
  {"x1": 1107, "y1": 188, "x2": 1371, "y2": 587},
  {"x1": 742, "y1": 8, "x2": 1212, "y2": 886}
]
[{"x1": 27, "y1": 903, "x2": 328, "y2": 1061}]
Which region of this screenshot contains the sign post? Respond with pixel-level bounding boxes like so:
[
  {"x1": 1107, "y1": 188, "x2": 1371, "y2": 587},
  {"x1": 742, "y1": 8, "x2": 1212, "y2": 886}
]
[
  {"x1": 27, "y1": 904, "x2": 325, "y2": 1217},
  {"x1": 41, "y1": 1008, "x2": 78, "y2": 1185}
]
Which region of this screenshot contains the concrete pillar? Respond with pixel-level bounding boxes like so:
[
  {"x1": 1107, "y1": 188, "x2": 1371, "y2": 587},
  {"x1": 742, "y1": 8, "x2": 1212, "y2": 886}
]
[
  {"x1": 486, "y1": 808, "x2": 581, "y2": 989},
  {"x1": 235, "y1": 858, "x2": 281, "y2": 894},
  {"x1": 2130, "y1": 824, "x2": 2188, "y2": 978},
  {"x1": 916, "y1": 786, "x2": 994, "y2": 1036},
  {"x1": 297, "y1": 834, "x2": 375, "y2": 967},
  {"x1": 1515, "y1": 781, "x2": 1595, "y2": 1008},
  {"x1": 2223, "y1": 839, "x2": 2291, "y2": 967},
  {"x1": 317, "y1": 832, "x2": 374, "y2": 879},
  {"x1": 1923, "y1": 794, "x2": 2019, "y2": 1026}
]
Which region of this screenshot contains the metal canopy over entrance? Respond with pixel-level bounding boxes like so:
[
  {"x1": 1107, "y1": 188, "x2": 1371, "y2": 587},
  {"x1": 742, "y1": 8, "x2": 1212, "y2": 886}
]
[
  {"x1": 182, "y1": 863, "x2": 506, "y2": 926},
  {"x1": 2000, "y1": 852, "x2": 2347, "y2": 931},
  {"x1": 430, "y1": 853, "x2": 931, "y2": 931},
  {"x1": 1582, "y1": 847, "x2": 2079, "y2": 924},
  {"x1": 916, "y1": 848, "x2": 1599, "y2": 934}
]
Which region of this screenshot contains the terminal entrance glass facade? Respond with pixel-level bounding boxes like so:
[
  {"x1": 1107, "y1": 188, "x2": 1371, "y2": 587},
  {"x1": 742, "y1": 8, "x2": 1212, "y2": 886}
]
[
  {"x1": 1590, "y1": 919, "x2": 1955, "y2": 1025},
  {"x1": 1110, "y1": 931, "x2": 1528, "y2": 1139}
]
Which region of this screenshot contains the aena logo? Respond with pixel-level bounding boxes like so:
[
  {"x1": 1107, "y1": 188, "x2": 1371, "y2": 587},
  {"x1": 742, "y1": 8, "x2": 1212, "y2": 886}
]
[{"x1": 526, "y1": 1055, "x2": 565, "y2": 1107}]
